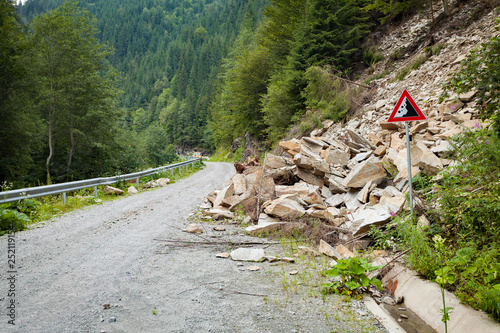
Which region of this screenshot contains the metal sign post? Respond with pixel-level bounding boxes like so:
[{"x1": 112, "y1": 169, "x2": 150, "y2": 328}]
[
  {"x1": 388, "y1": 89, "x2": 426, "y2": 213},
  {"x1": 404, "y1": 121, "x2": 414, "y2": 212}
]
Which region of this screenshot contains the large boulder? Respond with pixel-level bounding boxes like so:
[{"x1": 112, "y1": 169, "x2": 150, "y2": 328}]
[
  {"x1": 264, "y1": 197, "x2": 306, "y2": 220},
  {"x1": 321, "y1": 147, "x2": 350, "y2": 166},
  {"x1": 213, "y1": 183, "x2": 235, "y2": 208},
  {"x1": 300, "y1": 137, "x2": 326, "y2": 159},
  {"x1": 410, "y1": 143, "x2": 443, "y2": 176},
  {"x1": 342, "y1": 159, "x2": 386, "y2": 188},
  {"x1": 232, "y1": 173, "x2": 247, "y2": 195},
  {"x1": 306, "y1": 207, "x2": 344, "y2": 226},
  {"x1": 264, "y1": 153, "x2": 291, "y2": 169},
  {"x1": 350, "y1": 204, "x2": 392, "y2": 236},
  {"x1": 103, "y1": 185, "x2": 124, "y2": 195},
  {"x1": 293, "y1": 153, "x2": 330, "y2": 175},
  {"x1": 275, "y1": 182, "x2": 312, "y2": 197}
]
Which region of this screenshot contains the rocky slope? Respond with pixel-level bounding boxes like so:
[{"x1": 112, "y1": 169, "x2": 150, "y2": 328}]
[{"x1": 201, "y1": 3, "x2": 499, "y2": 258}]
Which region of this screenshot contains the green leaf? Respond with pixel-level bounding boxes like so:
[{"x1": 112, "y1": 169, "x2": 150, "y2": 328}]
[{"x1": 345, "y1": 280, "x2": 361, "y2": 290}]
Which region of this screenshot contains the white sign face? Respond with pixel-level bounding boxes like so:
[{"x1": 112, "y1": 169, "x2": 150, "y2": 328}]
[{"x1": 388, "y1": 89, "x2": 426, "y2": 123}]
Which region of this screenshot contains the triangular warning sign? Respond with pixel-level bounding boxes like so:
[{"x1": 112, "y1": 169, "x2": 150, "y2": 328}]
[{"x1": 388, "y1": 89, "x2": 426, "y2": 122}]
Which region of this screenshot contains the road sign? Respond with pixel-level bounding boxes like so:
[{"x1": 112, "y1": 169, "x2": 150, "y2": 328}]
[{"x1": 388, "y1": 89, "x2": 426, "y2": 122}]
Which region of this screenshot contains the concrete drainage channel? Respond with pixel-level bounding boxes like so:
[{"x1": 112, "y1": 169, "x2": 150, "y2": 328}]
[{"x1": 364, "y1": 263, "x2": 500, "y2": 333}]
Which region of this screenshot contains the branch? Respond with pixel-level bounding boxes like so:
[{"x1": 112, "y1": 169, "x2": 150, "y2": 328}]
[{"x1": 208, "y1": 287, "x2": 267, "y2": 297}]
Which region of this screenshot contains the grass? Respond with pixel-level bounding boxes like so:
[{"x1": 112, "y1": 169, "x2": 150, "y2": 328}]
[
  {"x1": 393, "y1": 54, "x2": 429, "y2": 81},
  {"x1": 362, "y1": 69, "x2": 391, "y2": 85},
  {"x1": 392, "y1": 43, "x2": 446, "y2": 82}
]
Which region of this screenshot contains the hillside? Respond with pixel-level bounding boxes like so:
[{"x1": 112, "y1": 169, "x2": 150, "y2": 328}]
[
  {"x1": 2, "y1": 0, "x2": 268, "y2": 185},
  {"x1": 200, "y1": 1, "x2": 500, "y2": 326},
  {"x1": 17, "y1": 0, "x2": 267, "y2": 149}
]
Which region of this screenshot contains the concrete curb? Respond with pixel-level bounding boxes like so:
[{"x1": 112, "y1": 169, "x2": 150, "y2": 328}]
[
  {"x1": 363, "y1": 295, "x2": 406, "y2": 333},
  {"x1": 381, "y1": 263, "x2": 500, "y2": 333}
]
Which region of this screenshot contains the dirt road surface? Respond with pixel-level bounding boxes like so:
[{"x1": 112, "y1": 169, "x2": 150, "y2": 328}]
[{"x1": 0, "y1": 162, "x2": 386, "y2": 333}]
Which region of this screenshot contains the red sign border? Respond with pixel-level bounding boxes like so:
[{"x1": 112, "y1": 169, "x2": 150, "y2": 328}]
[{"x1": 388, "y1": 89, "x2": 426, "y2": 122}]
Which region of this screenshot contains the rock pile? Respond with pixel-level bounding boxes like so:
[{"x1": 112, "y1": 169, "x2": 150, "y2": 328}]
[
  {"x1": 201, "y1": 6, "x2": 498, "y2": 255},
  {"x1": 201, "y1": 86, "x2": 486, "y2": 254}
]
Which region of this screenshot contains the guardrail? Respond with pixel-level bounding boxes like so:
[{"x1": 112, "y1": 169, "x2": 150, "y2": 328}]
[{"x1": 0, "y1": 158, "x2": 201, "y2": 204}]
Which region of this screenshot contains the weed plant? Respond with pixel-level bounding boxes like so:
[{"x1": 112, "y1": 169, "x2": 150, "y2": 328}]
[{"x1": 374, "y1": 127, "x2": 500, "y2": 321}]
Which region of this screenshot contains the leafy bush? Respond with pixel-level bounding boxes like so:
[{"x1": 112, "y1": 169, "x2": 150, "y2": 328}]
[
  {"x1": 436, "y1": 128, "x2": 500, "y2": 244},
  {"x1": 387, "y1": 126, "x2": 500, "y2": 321},
  {"x1": 441, "y1": 245, "x2": 500, "y2": 321},
  {"x1": 394, "y1": 215, "x2": 442, "y2": 278},
  {"x1": 322, "y1": 257, "x2": 383, "y2": 300},
  {"x1": 0, "y1": 200, "x2": 35, "y2": 234},
  {"x1": 443, "y1": 19, "x2": 500, "y2": 130}
]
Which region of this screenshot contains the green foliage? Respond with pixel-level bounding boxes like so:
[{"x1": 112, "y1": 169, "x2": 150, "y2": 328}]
[
  {"x1": 365, "y1": 0, "x2": 421, "y2": 24},
  {"x1": 389, "y1": 127, "x2": 500, "y2": 321},
  {"x1": 302, "y1": 66, "x2": 361, "y2": 122},
  {"x1": 443, "y1": 19, "x2": 500, "y2": 130},
  {"x1": 211, "y1": 0, "x2": 375, "y2": 147},
  {"x1": 368, "y1": 225, "x2": 397, "y2": 250},
  {"x1": 440, "y1": 245, "x2": 500, "y2": 321},
  {"x1": 394, "y1": 53, "x2": 429, "y2": 81},
  {"x1": 142, "y1": 122, "x2": 179, "y2": 167},
  {"x1": 262, "y1": 67, "x2": 305, "y2": 145},
  {"x1": 0, "y1": 0, "x2": 38, "y2": 183},
  {"x1": 394, "y1": 214, "x2": 442, "y2": 278},
  {"x1": 433, "y1": 235, "x2": 454, "y2": 332},
  {"x1": 322, "y1": 257, "x2": 383, "y2": 300},
  {"x1": 362, "y1": 46, "x2": 384, "y2": 66},
  {"x1": 436, "y1": 128, "x2": 500, "y2": 244},
  {"x1": 0, "y1": 200, "x2": 34, "y2": 234},
  {"x1": 291, "y1": 0, "x2": 372, "y2": 72}
]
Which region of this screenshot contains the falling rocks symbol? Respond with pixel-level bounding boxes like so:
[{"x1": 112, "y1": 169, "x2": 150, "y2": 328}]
[
  {"x1": 388, "y1": 89, "x2": 426, "y2": 123},
  {"x1": 395, "y1": 97, "x2": 419, "y2": 118}
]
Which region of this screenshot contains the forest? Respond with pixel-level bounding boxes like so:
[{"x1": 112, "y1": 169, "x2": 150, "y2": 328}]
[
  {"x1": 1, "y1": 0, "x2": 266, "y2": 186},
  {"x1": 0, "y1": 0, "x2": 470, "y2": 187}
]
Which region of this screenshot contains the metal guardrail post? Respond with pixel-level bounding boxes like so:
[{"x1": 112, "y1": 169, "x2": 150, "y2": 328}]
[
  {"x1": 136, "y1": 177, "x2": 139, "y2": 188},
  {"x1": 94, "y1": 186, "x2": 98, "y2": 198},
  {"x1": 63, "y1": 192, "x2": 67, "y2": 204}
]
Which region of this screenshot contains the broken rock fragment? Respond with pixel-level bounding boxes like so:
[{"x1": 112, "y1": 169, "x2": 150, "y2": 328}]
[
  {"x1": 264, "y1": 197, "x2": 306, "y2": 220},
  {"x1": 103, "y1": 185, "x2": 124, "y2": 195},
  {"x1": 183, "y1": 223, "x2": 204, "y2": 233},
  {"x1": 230, "y1": 248, "x2": 266, "y2": 262},
  {"x1": 342, "y1": 159, "x2": 386, "y2": 188},
  {"x1": 318, "y1": 240, "x2": 342, "y2": 259}
]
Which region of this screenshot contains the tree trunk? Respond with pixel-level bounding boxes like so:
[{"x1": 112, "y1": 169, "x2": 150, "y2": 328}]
[
  {"x1": 66, "y1": 93, "x2": 76, "y2": 182},
  {"x1": 46, "y1": 82, "x2": 55, "y2": 184}
]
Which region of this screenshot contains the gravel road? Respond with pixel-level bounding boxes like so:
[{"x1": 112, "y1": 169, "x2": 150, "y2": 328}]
[{"x1": 0, "y1": 162, "x2": 387, "y2": 333}]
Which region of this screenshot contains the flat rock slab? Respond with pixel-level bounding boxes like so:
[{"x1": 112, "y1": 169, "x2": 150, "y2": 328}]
[{"x1": 229, "y1": 248, "x2": 266, "y2": 262}]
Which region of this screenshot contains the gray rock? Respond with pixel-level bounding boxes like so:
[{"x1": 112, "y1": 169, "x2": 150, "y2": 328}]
[
  {"x1": 318, "y1": 240, "x2": 342, "y2": 259},
  {"x1": 342, "y1": 159, "x2": 386, "y2": 188},
  {"x1": 229, "y1": 248, "x2": 265, "y2": 262},
  {"x1": 382, "y1": 296, "x2": 396, "y2": 306},
  {"x1": 183, "y1": 223, "x2": 203, "y2": 233},
  {"x1": 103, "y1": 186, "x2": 124, "y2": 195}
]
